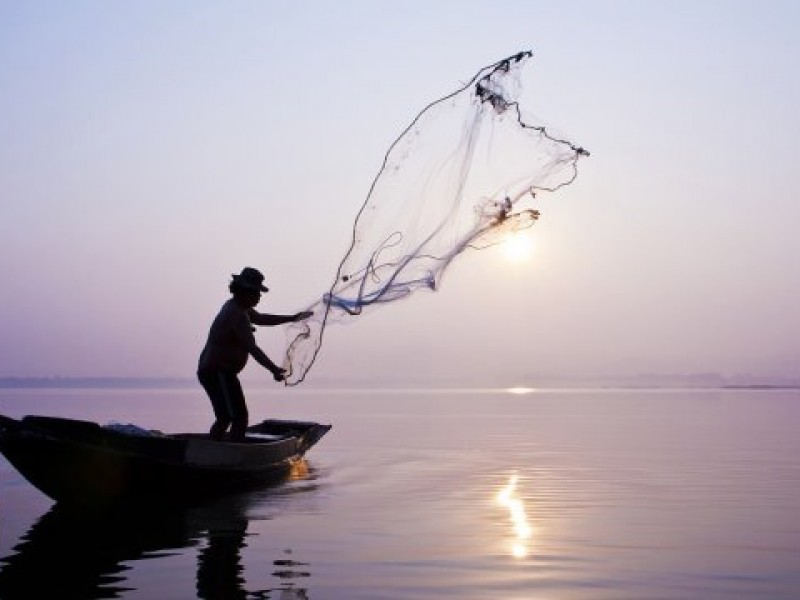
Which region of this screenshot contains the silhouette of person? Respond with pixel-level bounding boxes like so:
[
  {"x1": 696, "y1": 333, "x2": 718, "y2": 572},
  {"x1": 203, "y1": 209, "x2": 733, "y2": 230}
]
[
  {"x1": 198, "y1": 267, "x2": 312, "y2": 441},
  {"x1": 196, "y1": 514, "x2": 249, "y2": 600}
]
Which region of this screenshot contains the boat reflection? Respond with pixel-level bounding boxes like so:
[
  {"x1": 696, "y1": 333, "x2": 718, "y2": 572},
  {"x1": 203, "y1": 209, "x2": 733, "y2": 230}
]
[
  {"x1": 0, "y1": 460, "x2": 318, "y2": 599},
  {"x1": 496, "y1": 472, "x2": 533, "y2": 558}
]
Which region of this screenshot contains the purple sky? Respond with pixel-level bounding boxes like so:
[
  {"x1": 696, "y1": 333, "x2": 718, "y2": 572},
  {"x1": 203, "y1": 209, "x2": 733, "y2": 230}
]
[{"x1": 1, "y1": 1, "x2": 798, "y2": 385}]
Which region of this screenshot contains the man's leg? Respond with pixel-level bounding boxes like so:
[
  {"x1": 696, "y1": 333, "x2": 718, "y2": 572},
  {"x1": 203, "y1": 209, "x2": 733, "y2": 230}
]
[
  {"x1": 198, "y1": 369, "x2": 232, "y2": 441},
  {"x1": 223, "y1": 374, "x2": 249, "y2": 442}
]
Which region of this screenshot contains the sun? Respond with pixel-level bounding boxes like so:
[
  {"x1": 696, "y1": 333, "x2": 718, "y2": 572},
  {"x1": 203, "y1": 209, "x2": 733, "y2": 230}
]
[{"x1": 501, "y1": 232, "x2": 535, "y2": 263}]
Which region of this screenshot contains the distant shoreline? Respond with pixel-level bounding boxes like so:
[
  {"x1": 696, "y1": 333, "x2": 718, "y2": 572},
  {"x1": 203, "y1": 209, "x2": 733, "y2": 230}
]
[
  {"x1": 1, "y1": 376, "x2": 798, "y2": 391},
  {"x1": 0, "y1": 377, "x2": 194, "y2": 389},
  {"x1": 721, "y1": 384, "x2": 800, "y2": 390}
]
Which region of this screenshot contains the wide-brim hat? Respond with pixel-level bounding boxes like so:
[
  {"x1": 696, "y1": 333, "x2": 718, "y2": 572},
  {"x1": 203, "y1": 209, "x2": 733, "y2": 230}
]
[{"x1": 231, "y1": 267, "x2": 269, "y2": 292}]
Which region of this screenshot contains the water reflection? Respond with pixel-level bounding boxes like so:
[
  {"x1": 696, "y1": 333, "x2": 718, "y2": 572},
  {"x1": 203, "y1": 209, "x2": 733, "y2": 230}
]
[
  {"x1": 495, "y1": 472, "x2": 532, "y2": 558},
  {"x1": 0, "y1": 461, "x2": 319, "y2": 599},
  {"x1": 506, "y1": 387, "x2": 536, "y2": 395}
]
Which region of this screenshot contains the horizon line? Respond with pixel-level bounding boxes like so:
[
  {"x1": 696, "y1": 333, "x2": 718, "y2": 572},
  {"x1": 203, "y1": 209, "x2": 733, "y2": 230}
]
[{"x1": 0, "y1": 375, "x2": 798, "y2": 391}]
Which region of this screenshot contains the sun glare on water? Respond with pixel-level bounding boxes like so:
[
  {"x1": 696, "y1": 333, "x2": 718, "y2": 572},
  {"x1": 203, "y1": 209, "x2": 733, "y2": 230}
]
[
  {"x1": 507, "y1": 387, "x2": 536, "y2": 395},
  {"x1": 496, "y1": 473, "x2": 533, "y2": 558},
  {"x1": 501, "y1": 232, "x2": 535, "y2": 263}
]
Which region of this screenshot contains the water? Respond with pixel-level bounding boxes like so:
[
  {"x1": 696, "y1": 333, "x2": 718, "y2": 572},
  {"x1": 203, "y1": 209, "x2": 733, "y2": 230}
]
[{"x1": 1, "y1": 387, "x2": 799, "y2": 599}]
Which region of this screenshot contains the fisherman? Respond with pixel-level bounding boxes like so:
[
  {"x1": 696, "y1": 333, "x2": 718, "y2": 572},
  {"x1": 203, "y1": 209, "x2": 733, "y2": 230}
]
[{"x1": 198, "y1": 267, "x2": 312, "y2": 442}]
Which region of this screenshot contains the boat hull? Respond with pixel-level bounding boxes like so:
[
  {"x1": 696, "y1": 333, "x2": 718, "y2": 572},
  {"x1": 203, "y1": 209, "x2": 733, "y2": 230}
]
[{"x1": 0, "y1": 414, "x2": 331, "y2": 507}]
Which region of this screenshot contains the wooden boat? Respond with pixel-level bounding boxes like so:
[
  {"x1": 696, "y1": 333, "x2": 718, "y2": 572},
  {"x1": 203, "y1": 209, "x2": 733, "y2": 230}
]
[{"x1": 0, "y1": 414, "x2": 331, "y2": 507}]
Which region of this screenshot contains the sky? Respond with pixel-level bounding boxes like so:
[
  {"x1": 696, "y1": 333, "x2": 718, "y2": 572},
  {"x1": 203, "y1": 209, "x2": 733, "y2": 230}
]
[{"x1": 1, "y1": 1, "x2": 798, "y2": 385}]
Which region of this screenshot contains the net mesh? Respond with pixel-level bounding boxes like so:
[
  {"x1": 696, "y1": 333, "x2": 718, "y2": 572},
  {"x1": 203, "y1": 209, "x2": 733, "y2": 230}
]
[{"x1": 282, "y1": 51, "x2": 588, "y2": 385}]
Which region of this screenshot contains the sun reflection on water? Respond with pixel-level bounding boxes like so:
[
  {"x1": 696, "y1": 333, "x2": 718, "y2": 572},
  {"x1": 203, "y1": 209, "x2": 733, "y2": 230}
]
[
  {"x1": 496, "y1": 473, "x2": 533, "y2": 558},
  {"x1": 287, "y1": 458, "x2": 310, "y2": 480},
  {"x1": 506, "y1": 386, "x2": 536, "y2": 395}
]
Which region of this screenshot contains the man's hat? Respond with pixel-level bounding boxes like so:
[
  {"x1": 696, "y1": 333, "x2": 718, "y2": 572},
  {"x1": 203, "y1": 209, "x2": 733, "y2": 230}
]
[{"x1": 231, "y1": 267, "x2": 269, "y2": 292}]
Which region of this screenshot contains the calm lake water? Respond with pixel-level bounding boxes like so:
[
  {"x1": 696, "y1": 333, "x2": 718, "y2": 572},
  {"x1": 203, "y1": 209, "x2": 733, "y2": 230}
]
[{"x1": 0, "y1": 387, "x2": 799, "y2": 599}]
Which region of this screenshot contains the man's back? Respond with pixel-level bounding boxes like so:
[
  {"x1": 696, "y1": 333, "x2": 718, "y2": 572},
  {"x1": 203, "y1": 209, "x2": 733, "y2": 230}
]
[{"x1": 198, "y1": 299, "x2": 253, "y2": 373}]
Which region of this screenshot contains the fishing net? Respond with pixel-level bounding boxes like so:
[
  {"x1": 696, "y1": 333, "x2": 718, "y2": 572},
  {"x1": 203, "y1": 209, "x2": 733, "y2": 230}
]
[{"x1": 283, "y1": 51, "x2": 588, "y2": 385}]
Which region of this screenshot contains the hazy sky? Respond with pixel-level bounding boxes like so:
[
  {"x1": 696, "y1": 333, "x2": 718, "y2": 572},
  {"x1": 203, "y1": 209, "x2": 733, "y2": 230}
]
[{"x1": 1, "y1": 1, "x2": 798, "y2": 384}]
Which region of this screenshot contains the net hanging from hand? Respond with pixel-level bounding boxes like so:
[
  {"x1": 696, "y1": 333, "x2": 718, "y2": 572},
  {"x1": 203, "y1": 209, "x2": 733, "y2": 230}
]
[{"x1": 282, "y1": 51, "x2": 588, "y2": 385}]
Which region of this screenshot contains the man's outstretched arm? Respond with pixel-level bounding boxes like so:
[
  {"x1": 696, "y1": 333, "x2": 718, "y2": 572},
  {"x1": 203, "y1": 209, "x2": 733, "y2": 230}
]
[{"x1": 249, "y1": 310, "x2": 313, "y2": 327}]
